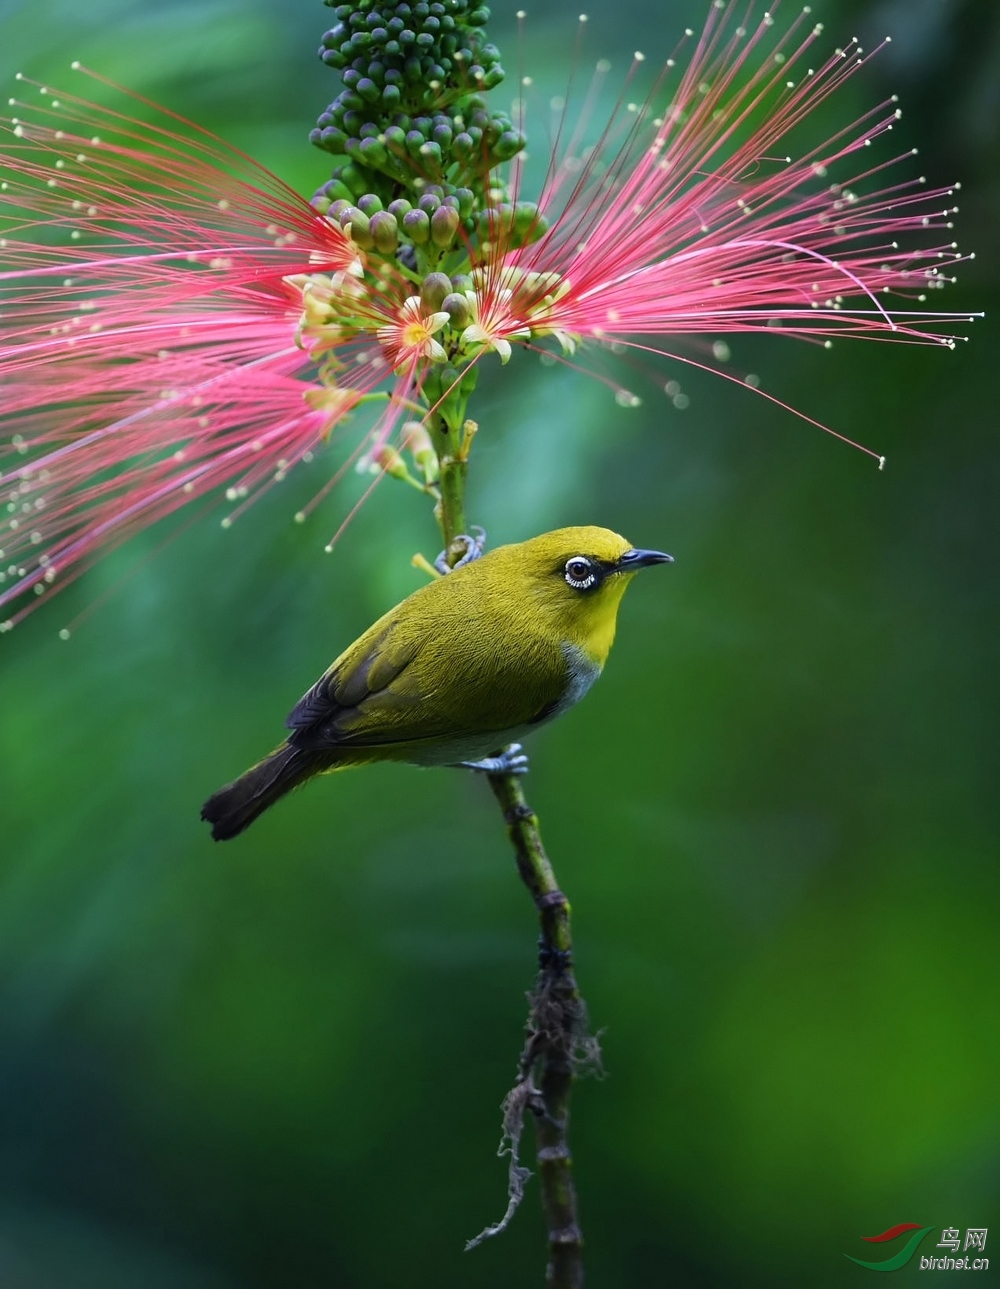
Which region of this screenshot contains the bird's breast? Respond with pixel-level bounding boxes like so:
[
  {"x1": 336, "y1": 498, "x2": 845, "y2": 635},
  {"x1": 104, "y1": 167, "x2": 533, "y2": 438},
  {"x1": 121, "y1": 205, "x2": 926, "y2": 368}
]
[{"x1": 551, "y1": 641, "x2": 602, "y2": 717}]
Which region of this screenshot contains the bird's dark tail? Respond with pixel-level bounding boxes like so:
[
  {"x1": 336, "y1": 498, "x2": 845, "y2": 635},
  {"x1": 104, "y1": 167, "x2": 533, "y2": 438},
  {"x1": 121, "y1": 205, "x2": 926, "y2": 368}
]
[{"x1": 201, "y1": 744, "x2": 321, "y2": 841}]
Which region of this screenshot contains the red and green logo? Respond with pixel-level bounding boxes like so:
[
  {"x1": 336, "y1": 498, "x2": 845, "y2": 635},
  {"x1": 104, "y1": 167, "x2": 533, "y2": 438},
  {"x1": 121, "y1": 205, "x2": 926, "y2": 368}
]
[{"x1": 845, "y1": 1223, "x2": 935, "y2": 1271}]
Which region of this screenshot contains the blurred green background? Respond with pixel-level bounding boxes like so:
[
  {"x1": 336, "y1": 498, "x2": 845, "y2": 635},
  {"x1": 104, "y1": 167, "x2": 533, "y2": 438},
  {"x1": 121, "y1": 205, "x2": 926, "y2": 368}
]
[{"x1": 1, "y1": 0, "x2": 998, "y2": 1284}]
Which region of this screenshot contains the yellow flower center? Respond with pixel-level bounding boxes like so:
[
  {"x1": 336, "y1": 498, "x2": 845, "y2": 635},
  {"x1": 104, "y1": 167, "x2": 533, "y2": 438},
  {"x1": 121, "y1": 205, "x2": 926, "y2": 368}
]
[{"x1": 402, "y1": 320, "x2": 438, "y2": 349}]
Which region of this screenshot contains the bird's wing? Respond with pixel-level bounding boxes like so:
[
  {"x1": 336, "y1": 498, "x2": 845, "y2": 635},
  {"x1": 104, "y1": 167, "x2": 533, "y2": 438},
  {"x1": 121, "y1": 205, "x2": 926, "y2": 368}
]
[
  {"x1": 285, "y1": 613, "x2": 419, "y2": 742},
  {"x1": 285, "y1": 595, "x2": 567, "y2": 753}
]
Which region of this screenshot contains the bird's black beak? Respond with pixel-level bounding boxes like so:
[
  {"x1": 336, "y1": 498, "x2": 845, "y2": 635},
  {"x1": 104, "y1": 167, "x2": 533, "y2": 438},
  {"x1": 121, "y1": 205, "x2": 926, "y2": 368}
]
[{"x1": 616, "y1": 547, "x2": 674, "y2": 571}]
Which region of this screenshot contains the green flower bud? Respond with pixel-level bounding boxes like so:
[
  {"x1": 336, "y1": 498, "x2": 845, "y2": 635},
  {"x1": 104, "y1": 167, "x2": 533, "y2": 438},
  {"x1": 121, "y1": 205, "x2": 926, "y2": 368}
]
[
  {"x1": 322, "y1": 182, "x2": 354, "y2": 207},
  {"x1": 493, "y1": 130, "x2": 524, "y2": 162},
  {"x1": 431, "y1": 205, "x2": 460, "y2": 248},
  {"x1": 373, "y1": 445, "x2": 408, "y2": 479},
  {"x1": 338, "y1": 164, "x2": 369, "y2": 198},
  {"x1": 402, "y1": 421, "x2": 439, "y2": 484},
  {"x1": 318, "y1": 126, "x2": 349, "y2": 153},
  {"x1": 452, "y1": 188, "x2": 475, "y2": 219},
  {"x1": 420, "y1": 272, "x2": 452, "y2": 310},
  {"x1": 358, "y1": 137, "x2": 391, "y2": 172},
  {"x1": 402, "y1": 208, "x2": 431, "y2": 244},
  {"x1": 477, "y1": 204, "x2": 511, "y2": 238},
  {"x1": 513, "y1": 201, "x2": 547, "y2": 243},
  {"x1": 369, "y1": 210, "x2": 399, "y2": 254},
  {"x1": 441, "y1": 291, "x2": 471, "y2": 328},
  {"x1": 340, "y1": 205, "x2": 373, "y2": 249},
  {"x1": 418, "y1": 140, "x2": 443, "y2": 170}
]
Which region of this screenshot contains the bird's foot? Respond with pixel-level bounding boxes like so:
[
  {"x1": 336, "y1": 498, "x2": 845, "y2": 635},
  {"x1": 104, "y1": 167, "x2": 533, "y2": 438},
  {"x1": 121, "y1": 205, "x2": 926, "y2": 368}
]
[
  {"x1": 458, "y1": 742, "x2": 529, "y2": 776},
  {"x1": 435, "y1": 525, "x2": 487, "y2": 575}
]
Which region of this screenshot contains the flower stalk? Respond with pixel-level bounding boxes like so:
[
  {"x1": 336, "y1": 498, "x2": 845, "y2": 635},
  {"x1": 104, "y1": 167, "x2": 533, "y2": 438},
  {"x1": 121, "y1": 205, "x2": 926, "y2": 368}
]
[
  {"x1": 424, "y1": 398, "x2": 591, "y2": 1289},
  {"x1": 425, "y1": 410, "x2": 473, "y2": 557}
]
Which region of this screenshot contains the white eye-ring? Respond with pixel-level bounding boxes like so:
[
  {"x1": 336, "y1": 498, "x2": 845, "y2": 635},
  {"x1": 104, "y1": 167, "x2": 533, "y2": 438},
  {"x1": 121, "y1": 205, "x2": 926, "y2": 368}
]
[{"x1": 564, "y1": 556, "x2": 597, "y2": 590}]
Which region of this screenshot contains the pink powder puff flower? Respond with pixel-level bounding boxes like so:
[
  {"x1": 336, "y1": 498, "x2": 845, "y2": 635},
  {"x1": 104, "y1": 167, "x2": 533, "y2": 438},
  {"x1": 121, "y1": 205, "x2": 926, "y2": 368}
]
[
  {"x1": 0, "y1": 3, "x2": 984, "y2": 633},
  {"x1": 377, "y1": 295, "x2": 451, "y2": 370},
  {"x1": 464, "y1": 3, "x2": 978, "y2": 456},
  {"x1": 0, "y1": 68, "x2": 409, "y2": 631},
  {"x1": 460, "y1": 270, "x2": 531, "y2": 364}
]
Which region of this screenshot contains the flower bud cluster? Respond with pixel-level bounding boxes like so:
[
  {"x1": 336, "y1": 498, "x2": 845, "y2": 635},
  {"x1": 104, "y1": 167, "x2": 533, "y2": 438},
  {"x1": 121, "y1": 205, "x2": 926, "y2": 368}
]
[
  {"x1": 316, "y1": 0, "x2": 501, "y2": 91},
  {"x1": 310, "y1": 2, "x2": 546, "y2": 268},
  {"x1": 326, "y1": 187, "x2": 470, "y2": 256}
]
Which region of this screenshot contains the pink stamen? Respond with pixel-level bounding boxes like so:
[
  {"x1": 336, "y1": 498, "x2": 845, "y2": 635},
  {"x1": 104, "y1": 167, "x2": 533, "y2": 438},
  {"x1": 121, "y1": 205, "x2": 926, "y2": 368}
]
[{"x1": 0, "y1": 70, "x2": 408, "y2": 624}]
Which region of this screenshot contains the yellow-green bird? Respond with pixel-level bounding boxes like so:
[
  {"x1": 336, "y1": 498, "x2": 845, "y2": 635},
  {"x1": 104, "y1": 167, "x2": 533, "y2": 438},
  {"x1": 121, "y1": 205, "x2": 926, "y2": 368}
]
[{"x1": 201, "y1": 526, "x2": 672, "y2": 840}]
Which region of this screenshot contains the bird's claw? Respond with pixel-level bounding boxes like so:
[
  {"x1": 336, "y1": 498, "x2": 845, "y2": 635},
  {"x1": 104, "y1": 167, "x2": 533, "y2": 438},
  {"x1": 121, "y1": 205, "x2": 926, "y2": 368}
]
[
  {"x1": 435, "y1": 525, "x2": 487, "y2": 574},
  {"x1": 458, "y1": 742, "x2": 530, "y2": 776}
]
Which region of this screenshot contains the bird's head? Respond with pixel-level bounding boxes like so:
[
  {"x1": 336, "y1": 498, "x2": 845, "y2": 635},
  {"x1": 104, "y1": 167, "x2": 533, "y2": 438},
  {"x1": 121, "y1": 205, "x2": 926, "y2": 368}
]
[{"x1": 508, "y1": 526, "x2": 673, "y2": 663}]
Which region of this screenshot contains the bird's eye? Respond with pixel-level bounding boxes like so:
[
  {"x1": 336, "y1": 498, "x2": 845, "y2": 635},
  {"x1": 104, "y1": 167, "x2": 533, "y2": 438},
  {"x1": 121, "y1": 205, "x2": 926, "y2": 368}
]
[{"x1": 564, "y1": 556, "x2": 597, "y2": 590}]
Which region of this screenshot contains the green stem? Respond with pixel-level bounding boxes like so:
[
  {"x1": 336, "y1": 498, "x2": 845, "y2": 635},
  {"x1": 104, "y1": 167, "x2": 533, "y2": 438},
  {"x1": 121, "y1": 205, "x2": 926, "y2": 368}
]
[
  {"x1": 427, "y1": 409, "x2": 469, "y2": 560},
  {"x1": 427, "y1": 411, "x2": 588, "y2": 1289}
]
